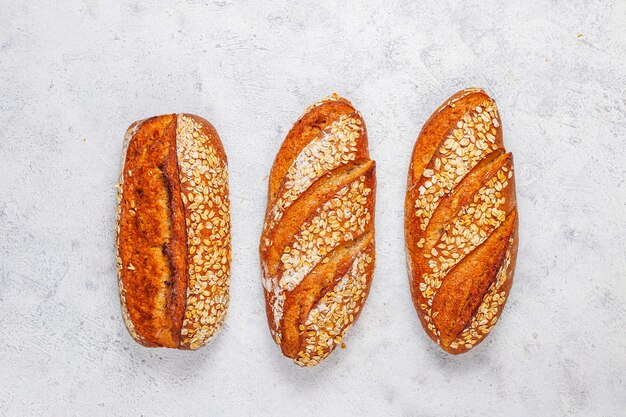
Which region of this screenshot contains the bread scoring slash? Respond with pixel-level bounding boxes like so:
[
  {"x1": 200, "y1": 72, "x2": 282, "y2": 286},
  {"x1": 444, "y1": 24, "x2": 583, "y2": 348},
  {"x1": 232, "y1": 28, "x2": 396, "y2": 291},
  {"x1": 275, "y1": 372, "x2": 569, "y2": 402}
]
[
  {"x1": 260, "y1": 94, "x2": 376, "y2": 367},
  {"x1": 405, "y1": 88, "x2": 519, "y2": 354},
  {"x1": 116, "y1": 114, "x2": 231, "y2": 350}
]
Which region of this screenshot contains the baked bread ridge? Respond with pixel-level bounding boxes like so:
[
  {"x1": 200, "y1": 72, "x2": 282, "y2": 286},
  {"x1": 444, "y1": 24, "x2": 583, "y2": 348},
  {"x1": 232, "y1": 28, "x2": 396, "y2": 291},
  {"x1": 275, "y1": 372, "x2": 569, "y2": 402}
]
[
  {"x1": 116, "y1": 113, "x2": 231, "y2": 350},
  {"x1": 260, "y1": 93, "x2": 376, "y2": 367},
  {"x1": 405, "y1": 88, "x2": 519, "y2": 354}
]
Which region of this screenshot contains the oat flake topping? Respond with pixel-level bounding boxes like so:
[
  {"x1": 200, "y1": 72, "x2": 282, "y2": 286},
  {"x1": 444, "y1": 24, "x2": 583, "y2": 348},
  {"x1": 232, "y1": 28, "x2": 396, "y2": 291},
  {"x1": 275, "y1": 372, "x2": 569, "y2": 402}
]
[
  {"x1": 414, "y1": 102, "x2": 500, "y2": 231},
  {"x1": 176, "y1": 115, "x2": 231, "y2": 350},
  {"x1": 264, "y1": 114, "x2": 362, "y2": 236},
  {"x1": 295, "y1": 250, "x2": 372, "y2": 367},
  {"x1": 261, "y1": 95, "x2": 375, "y2": 361}
]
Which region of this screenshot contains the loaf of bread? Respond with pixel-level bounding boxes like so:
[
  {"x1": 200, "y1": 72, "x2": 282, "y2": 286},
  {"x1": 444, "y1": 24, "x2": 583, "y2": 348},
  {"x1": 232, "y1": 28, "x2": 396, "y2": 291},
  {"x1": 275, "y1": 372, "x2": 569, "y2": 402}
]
[
  {"x1": 260, "y1": 94, "x2": 376, "y2": 367},
  {"x1": 115, "y1": 114, "x2": 230, "y2": 349},
  {"x1": 405, "y1": 88, "x2": 518, "y2": 354}
]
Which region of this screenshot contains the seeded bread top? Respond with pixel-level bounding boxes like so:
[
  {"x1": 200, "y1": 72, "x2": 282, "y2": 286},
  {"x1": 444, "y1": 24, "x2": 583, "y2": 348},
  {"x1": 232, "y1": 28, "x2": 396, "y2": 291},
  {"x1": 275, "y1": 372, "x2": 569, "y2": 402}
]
[
  {"x1": 405, "y1": 89, "x2": 519, "y2": 354},
  {"x1": 116, "y1": 114, "x2": 230, "y2": 350},
  {"x1": 261, "y1": 94, "x2": 376, "y2": 366}
]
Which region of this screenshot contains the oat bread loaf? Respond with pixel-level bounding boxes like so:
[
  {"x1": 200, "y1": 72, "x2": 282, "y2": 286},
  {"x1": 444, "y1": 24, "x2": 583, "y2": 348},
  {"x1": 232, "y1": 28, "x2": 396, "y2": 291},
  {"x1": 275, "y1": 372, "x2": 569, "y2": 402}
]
[
  {"x1": 260, "y1": 94, "x2": 376, "y2": 367},
  {"x1": 405, "y1": 88, "x2": 518, "y2": 354},
  {"x1": 116, "y1": 114, "x2": 230, "y2": 349}
]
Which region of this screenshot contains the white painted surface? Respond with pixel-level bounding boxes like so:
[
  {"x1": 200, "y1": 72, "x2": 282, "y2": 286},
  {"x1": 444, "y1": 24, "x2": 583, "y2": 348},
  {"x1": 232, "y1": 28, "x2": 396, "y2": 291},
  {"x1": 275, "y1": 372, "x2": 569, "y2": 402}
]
[{"x1": 1, "y1": 1, "x2": 625, "y2": 416}]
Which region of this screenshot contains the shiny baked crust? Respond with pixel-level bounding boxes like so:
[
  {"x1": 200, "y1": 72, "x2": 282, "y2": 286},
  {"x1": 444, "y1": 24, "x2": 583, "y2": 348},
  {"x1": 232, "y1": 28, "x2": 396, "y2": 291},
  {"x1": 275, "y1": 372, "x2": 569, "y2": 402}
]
[
  {"x1": 260, "y1": 94, "x2": 376, "y2": 367},
  {"x1": 116, "y1": 114, "x2": 230, "y2": 349},
  {"x1": 405, "y1": 88, "x2": 519, "y2": 354}
]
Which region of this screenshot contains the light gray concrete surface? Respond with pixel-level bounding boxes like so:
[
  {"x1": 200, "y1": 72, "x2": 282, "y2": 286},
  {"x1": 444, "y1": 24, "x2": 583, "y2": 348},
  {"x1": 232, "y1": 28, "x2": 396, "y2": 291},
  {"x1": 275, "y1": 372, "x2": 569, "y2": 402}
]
[{"x1": 1, "y1": 1, "x2": 625, "y2": 416}]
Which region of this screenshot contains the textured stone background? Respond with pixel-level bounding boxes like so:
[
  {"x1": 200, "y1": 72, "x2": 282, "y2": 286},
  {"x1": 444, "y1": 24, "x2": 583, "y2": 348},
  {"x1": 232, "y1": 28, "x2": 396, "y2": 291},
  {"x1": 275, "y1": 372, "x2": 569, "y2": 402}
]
[{"x1": 1, "y1": 1, "x2": 625, "y2": 416}]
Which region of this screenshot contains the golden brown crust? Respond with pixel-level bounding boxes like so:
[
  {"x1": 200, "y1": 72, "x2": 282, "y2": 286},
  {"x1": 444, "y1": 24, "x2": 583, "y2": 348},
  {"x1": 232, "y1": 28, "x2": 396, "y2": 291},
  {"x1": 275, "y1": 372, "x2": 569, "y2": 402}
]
[
  {"x1": 267, "y1": 97, "x2": 364, "y2": 203},
  {"x1": 117, "y1": 115, "x2": 184, "y2": 348},
  {"x1": 405, "y1": 88, "x2": 518, "y2": 354},
  {"x1": 280, "y1": 230, "x2": 373, "y2": 358},
  {"x1": 116, "y1": 113, "x2": 230, "y2": 350},
  {"x1": 264, "y1": 159, "x2": 374, "y2": 278},
  {"x1": 433, "y1": 212, "x2": 517, "y2": 350},
  {"x1": 260, "y1": 94, "x2": 376, "y2": 367}
]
